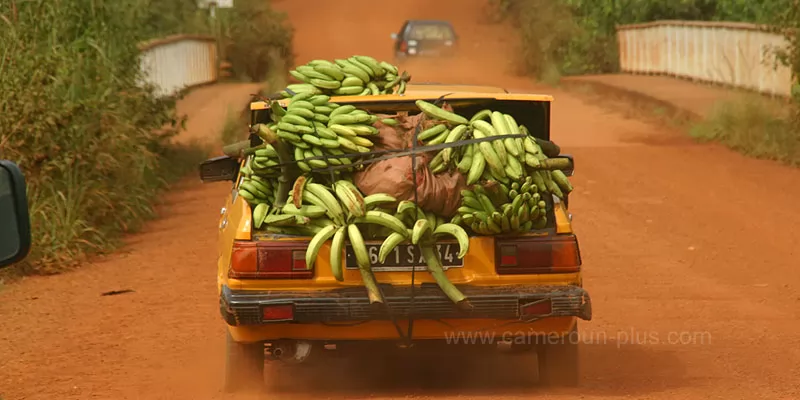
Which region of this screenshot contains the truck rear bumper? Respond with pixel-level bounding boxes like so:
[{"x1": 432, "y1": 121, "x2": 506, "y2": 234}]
[{"x1": 220, "y1": 284, "x2": 592, "y2": 327}]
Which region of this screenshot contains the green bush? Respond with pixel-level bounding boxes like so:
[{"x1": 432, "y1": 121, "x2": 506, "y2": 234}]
[
  {"x1": 218, "y1": 0, "x2": 295, "y2": 82},
  {"x1": 690, "y1": 96, "x2": 800, "y2": 165},
  {"x1": 0, "y1": 0, "x2": 209, "y2": 274}
]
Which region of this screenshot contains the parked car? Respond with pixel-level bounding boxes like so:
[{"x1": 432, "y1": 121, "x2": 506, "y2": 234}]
[
  {"x1": 390, "y1": 20, "x2": 459, "y2": 61},
  {"x1": 0, "y1": 160, "x2": 32, "y2": 268}
]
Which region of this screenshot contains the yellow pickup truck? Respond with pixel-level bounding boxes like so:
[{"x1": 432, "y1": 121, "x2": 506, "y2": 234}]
[{"x1": 200, "y1": 83, "x2": 591, "y2": 391}]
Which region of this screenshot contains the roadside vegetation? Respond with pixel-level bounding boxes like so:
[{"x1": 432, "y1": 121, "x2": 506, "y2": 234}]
[
  {"x1": 490, "y1": 0, "x2": 800, "y2": 165},
  {"x1": 0, "y1": 0, "x2": 293, "y2": 277}
]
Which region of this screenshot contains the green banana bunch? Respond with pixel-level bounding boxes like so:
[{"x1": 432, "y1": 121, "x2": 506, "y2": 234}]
[
  {"x1": 456, "y1": 176, "x2": 548, "y2": 235},
  {"x1": 267, "y1": 91, "x2": 384, "y2": 173},
  {"x1": 285, "y1": 56, "x2": 411, "y2": 97}
]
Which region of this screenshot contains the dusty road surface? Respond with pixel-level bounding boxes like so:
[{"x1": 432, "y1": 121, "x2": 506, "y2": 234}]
[{"x1": 3, "y1": 1, "x2": 800, "y2": 399}]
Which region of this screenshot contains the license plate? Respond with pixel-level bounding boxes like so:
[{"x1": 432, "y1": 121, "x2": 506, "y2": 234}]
[{"x1": 345, "y1": 242, "x2": 463, "y2": 271}]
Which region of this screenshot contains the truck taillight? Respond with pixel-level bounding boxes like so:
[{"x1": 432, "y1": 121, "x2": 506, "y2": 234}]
[
  {"x1": 229, "y1": 241, "x2": 312, "y2": 279},
  {"x1": 495, "y1": 235, "x2": 581, "y2": 275},
  {"x1": 400, "y1": 41, "x2": 408, "y2": 52}
]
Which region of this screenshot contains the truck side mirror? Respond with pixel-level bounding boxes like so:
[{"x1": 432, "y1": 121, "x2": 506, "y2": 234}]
[
  {"x1": 0, "y1": 161, "x2": 32, "y2": 268},
  {"x1": 390, "y1": 33, "x2": 398, "y2": 40}
]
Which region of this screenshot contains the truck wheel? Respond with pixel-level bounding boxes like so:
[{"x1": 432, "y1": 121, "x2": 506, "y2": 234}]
[
  {"x1": 223, "y1": 331, "x2": 265, "y2": 393},
  {"x1": 537, "y1": 325, "x2": 579, "y2": 387}
]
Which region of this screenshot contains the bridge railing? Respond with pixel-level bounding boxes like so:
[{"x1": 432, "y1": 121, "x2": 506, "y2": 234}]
[
  {"x1": 616, "y1": 20, "x2": 793, "y2": 97},
  {"x1": 137, "y1": 34, "x2": 219, "y2": 98}
]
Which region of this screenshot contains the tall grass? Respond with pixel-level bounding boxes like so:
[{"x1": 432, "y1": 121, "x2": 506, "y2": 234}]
[
  {"x1": 0, "y1": 0, "x2": 214, "y2": 274},
  {"x1": 690, "y1": 96, "x2": 800, "y2": 165}
]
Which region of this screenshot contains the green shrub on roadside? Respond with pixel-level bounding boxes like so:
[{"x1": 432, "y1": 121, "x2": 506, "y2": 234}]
[
  {"x1": 219, "y1": 0, "x2": 295, "y2": 82},
  {"x1": 690, "y1": 96, "x2": 800, "y2": 165},
  {"x1": 0, "y1": 0, "x2": 210, "y2": 274}
]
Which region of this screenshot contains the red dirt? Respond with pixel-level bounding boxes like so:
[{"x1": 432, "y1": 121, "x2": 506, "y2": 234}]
[{"x1": 3, "y1": 1, "x2": 800, "y2": 399}]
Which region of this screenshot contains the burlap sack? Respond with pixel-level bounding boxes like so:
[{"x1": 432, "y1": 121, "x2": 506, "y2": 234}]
[{"x1": 354, "y1": 110, "x2": 466, "y2": 217}]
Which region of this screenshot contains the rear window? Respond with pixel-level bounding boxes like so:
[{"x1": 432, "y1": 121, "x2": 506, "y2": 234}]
[{"x1": 407, "y1": 23, "x2": 455, "y2": 41}]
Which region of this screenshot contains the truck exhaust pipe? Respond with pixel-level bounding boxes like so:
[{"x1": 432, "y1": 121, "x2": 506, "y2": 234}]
[{"x1": 269, "y1": 340, "x2": 313, "y2": 364}]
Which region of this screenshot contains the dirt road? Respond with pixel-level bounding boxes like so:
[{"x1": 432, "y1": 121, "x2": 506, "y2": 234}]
[{"x1": 3, "y1": 1, "x2": 800, "y2": 399}]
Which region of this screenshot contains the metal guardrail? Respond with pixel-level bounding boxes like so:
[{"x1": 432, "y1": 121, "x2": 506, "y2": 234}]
[
  {"x1": 137, "y1": 34, "x2": 219, "y2": 97},
  {"x1": 617, "y1": 20, "x2": 793, "y2": 97}
]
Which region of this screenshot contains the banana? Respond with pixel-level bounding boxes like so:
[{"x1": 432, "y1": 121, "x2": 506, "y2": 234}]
[
  {"x1": 329, "y1": 226, "x2": 346, "y2": 281},
  {"x1": 379, "y1": 231, "x2": 409, "y2": 263},
  {"x1": 288, "y1": 100, "x2": 315, "y2": 111},
  {"x1": 441, "y1": 125, "x2": 469, "y2": 163},
  {"x1": 470, "y1": 109, "x2": 492, "y2": 123},
  {"x1": 416, "y1": 124, "x2": 448, "y2": 141},
  {"x1": 329, "y1": 124, "x2": 358, "y2": 137},
  {"x1": 457, "y1": 145, "x2": 474, "y2": 174},
  {"x1": 426, "y1": 128, "x2": 450, "y2": 145},
  {"x1": 306, "y1": 225, "x2": 338, "y2": 269},
  {"x1": 355, "y1": 55, "x2": 386, "y2": 76},
  {"x1": 461, "y1": 196, "x2": 484, "y2": 211},
  {"x1": 252, "y1": 203, "x2": 270, "y2": 229},
  {"x1": 341, "y1": 76, "x2": 365, "y2": 87},
  {"x1": 334, "y1": 86, "x2": 365, "y2": 95},
  {"x1": 291, "y1": 176, "x2": 308, "y2": 208},
  {"x1": 353, "y1": 210, "x2": 408, "y2": 237},
  {"x1": 247, "y1": 178, "x2": 273, "y2": 195},
  {"x1": 348, "y1": 124, "x2": 376, "y2": 136},
  {"x1": 305, "y1": 183, "x2": 345, "y2": 225},
  {"x1": 415, "y1": 100, "x2": 469, "y2": 125},
  {"x1": 282, "y1": 203, "x2": 327, "y2": 218},
  {"x1": 313, "y1": 64, "x2": 345, "y2": 81},
  {"x1": 505, "y1": 156, "x2": 524, "y2": 180},
  {"x1": 490, "y1": 111, "x2": 521, "y2": 158},
  {"x1": 270, "y1": 101, "x2": 286, "y2": 120},
  {"x1": 290, "y1": 70, "x2": 311, "y2": 83},
  {"x1": 309, "y1": 59, "x2": 337, "y2": 67},
  {"x1": 254, "y1": 145, "x2": 278, "y2": 158},
  {"x1": 551, "y1": 170, "x2": 574, "y2": 194},
  {"x1": 294, "y1": 146, "x2": 312, "y2": 172},
  {"x1": 504, "y1": 113, "x2": 525, "y2": 155},
  {"x1": 348, "y1": 224, "x2": 384, "y2": 304},
  {"x1": 463, "y1": 149, "x2": 483, "y2": 185},
  {"x1": 470, "y1": 129, "x2": 503, "y2": 174},
  {"x1": 330, "y1": 113, "x2": 372, "y2": 125},
  {"x1": 309, "y1": 78, "x2": 341, "y2": 90},
  {"x1": 368, "y1": 82, "x2": 380, "y2": 95},
  {"x1": 348, "y1": 56, "x2": 376, "y2": 78},
  {"x1": 330, "y1": 105, "x2": 356, "y2": 117},
  {"x1": 301, "y1": 134, "x2": 323, "y2": 147},
  {"x1": 347, "y1": 135, "x2": 374, "y2": 147},
  {"x1": 337, "y1": 136, "x2": 360, "y2": 152},
  {"x1": 397, "y1": 200, "x2": 419, "y2": 217},
  {"x1": 381, "y1": 118, "x2": 398, "y2": 126},
  {"x1": 411, "y1": 219, "x2": 431, "y2": 245},
  {"x1": 297, "y1": 65, "x2": 335, "y2": 80},
  {"x1": 313, "y1": 113, "x2": 330, "y2": 124},
  {"x1": 524, "y1": 136, "x2": 541, "y2": 155},
  {"x1": 263, "y1": 214, "x2": 298, "y2": 226},
  {"x1": 364, "y1": 193, "x2": 397, "y2": 210},
  {"x1": 281, "y1": 114, "x2": 312, "y2": 127},
  {"x1": 500, "y1": 214, "x2": 511, "y2": 231},
  {"x1": 314, "y1": 106, "x2": 334, "y2": 115},
  {"x1": 472, "y1": 119, "x2": 508, "y2": 165},
  {"x1": 379, "y1": 61, "x2": 399, "y2": 75},
  {"x1": 341, "y1": 64, "x2": 370, "y2": 82},
  {"x1": 432, "y1": 223, "x2": 470, "y2": 258},
  {"x1": 308, "y1": 95, "x2": 331, "y2": 105},
  {"x1": 420, "y1": 244, "x2": 469, "y2": 306},
  {"x1": 312, "y1": 127, "x2": 336, "y2": 140},
  {"x1": 333, "y1": 180, "x2": 366, "y2": 219}
]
